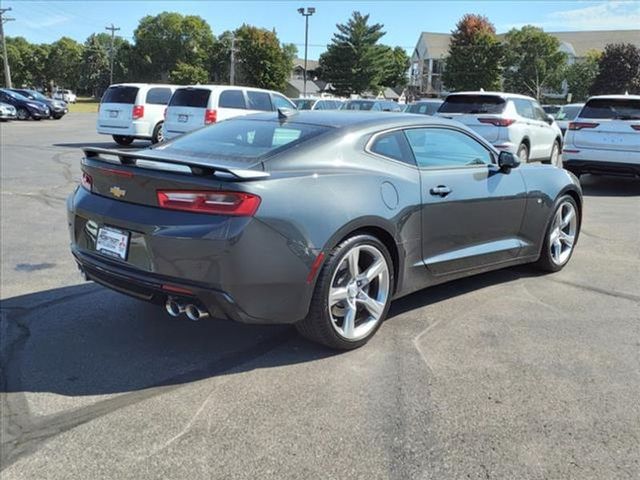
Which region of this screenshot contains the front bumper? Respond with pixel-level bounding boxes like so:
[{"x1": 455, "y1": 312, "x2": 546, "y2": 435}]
[{"x1": 0, "y1": 111, "x2": 16, "y2": 119}]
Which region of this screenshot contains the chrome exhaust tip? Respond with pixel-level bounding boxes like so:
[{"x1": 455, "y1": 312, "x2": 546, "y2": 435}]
[
  {"x1": 165, "y1": 298, "x2": 185, "y2": 317},
  {"x1": 185, "y1": 304, "x2": 210, "y2": 321}
]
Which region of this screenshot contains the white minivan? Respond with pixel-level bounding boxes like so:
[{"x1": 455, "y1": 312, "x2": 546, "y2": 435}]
[
  {"x1": 97, "y1": 83, "x2": 177, "y2": 146},
  {"x1": 163, "y1": 85, "x2": 296, "y2": 140}
]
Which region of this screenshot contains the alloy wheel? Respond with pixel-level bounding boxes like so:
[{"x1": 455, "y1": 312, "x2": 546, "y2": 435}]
[
  {"x1": 550, "y1": 143, "x2": 562, "y2": 167},
  {"x1": 17, "y1": 108, "x2": 29, "y2": 120},
  {"x1": 328, "y1": 244, "x2": 390, "y2": 341},
  {"x1": 549, "y1": 201, "x2": 577, "y2": 266}
]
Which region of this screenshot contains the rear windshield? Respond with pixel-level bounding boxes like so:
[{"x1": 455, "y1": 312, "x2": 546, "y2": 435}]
[
  {"x1": 580, "y1": 98, "x2": 640, "y2": 120},
  {"x1": 169, "y1": 88, "x2": 211, "y2": 108},
  {"x1": 406, "y1": 102, "x2": 442, "y2": 115},
  {"x1": 102, "y1": 86, "x2": 139, "y2": 104},
  {"x1": 293, "y1": 99, "x2": 315, "y2": 110},
  {"x1": 158, "y1": 118, "x2": 332, "y2": 162},
  {"x1": 343, "y1": 101, "x2": 374, "y2": 111},
  {"x1": 439, "y1": 95, "x2": 506, "y2": 114},
  {"x1": 559, "y1": 105, "x2": 582, "y2": 120}
]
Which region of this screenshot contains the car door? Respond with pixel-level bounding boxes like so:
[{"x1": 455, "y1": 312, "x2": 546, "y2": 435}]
[
  {"x1": 532, "y1": 101, "x2": 557, "y2": 158},
  {"x1": 404, "y1": 127, "x2": 527, "y2": 276}
]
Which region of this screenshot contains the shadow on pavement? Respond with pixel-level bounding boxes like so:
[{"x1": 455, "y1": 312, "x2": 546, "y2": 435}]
[
  {"x1": 580, "y1": 174, "x2": 640, "y2": 197},
  {"x1": 1, "y1": 266, "x2": 537, "y2": 397}
]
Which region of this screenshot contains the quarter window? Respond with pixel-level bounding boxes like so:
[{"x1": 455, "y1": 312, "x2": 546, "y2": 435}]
[
  {"x1": 405, "y1": 128, "x2": 492, "y2": 168},
  {"x1": 369, "y1": 131, "x2": 414, "y2": 164},
  {"x1": 219, "y1": 90, "x2": 246, "y2": 109},
  {"x1": 247, "y1": 91, "x2": 273, "y2": 111}
]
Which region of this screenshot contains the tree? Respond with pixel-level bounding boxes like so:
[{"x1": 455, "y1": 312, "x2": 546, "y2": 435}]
[
  {"x1": 318, "y1": 11, "x2": 387, "y2": 96},
  {"x1": 378, "y1": 45, "x2": 410, "y2": 88},
  {"x1": 564, "y1": 50, "x2": 600, "y2": 102},
  {"x1": 442, "y1": 14, "x2": 503, "y2": 91},
  {"x1": 47, "y1": 37, "x2": 84, "y2": 90},
  {"x1": 233, "y1": 25, "x2": 293, "y2": 91},
  {"x1": 79, "y1": 34, "x2": 110, "y2": 96},
  {"x1": 133, "y1": 12, "x2": 215, "y2": 81},
  {"x1": 590, "y1": 43, "x2": 640, "y2": 95},
  {"x1": 503, "y1": 26, "x2": 567, "y2": 100},
  {"x1": 169, "y1": 62, "x2": 209, "y2": 84}
]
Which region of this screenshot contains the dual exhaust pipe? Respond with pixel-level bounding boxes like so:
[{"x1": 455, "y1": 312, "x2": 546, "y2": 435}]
[{"x1": 165, "y1": 297, "x2": 210, "y2": 321}]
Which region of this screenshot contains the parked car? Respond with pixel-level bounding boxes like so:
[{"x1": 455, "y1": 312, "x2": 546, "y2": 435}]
[
  {"x1": 163, "y1": 85, "x2": 297, "y2": 140},
  {"x1": 404, "y1": 99, "x2": 443, "y2": 115},
  {"x1": 554, "y1": 103, "x2": 585, "y2": 135},
  {"x1": 563, "y1": 94, "x2": 640, "y2": 178},
  {"x1": 68, "y1": 111, "x2": 582, "y2": 350},
  {"x1": 542, "y1": 105, "x2": 561, "y2": 116},
  {"x1": 0, "y1": 101, "x2": 17, "y2": 121},
  {"x1": 53, "y1": 89, "x2": 77, "y2": 103},
  {"x1": 0, "y1": 88, "x2": 50, "y2": 120},
  {"x1": 437, "y1": 91, "x2": 563, "y2": 166},
  {"x1": 292, "y1": 98, "x2": 343, "y2": 110},
  {"x1": 97, "y1": 83, "x2": 177, "y2": 146},
  {"x1": 11, "y1": 89, "x2": 68, "y2": 119},
  {"x1": 341, "y1": 99, "x2": 403, "y2": 112}
]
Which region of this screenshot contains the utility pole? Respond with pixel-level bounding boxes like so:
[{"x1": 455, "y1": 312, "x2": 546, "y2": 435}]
[
  {"x1": 297, "y1": 7, "x2": 315, "y2": 98},
  {"x1": 230, "y1": 36, "x2": 236, "y2": 85},
  {"x1": 1, "y1": 7, "x2": 15, "y2": 88},
  {"x1": 105, "y1": 23, "x2": 120, "y2": 85}
]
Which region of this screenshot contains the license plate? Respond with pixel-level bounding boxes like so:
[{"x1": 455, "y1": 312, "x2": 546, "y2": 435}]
[
  {"x1": 178, "y1": 114, "x2": 188, "y2": 123},
  {"x1": 96, "y1": 226, "x2": 130, "y2": 260},
  {"x1": 109, "y1": 110, "x2": 118, "y2": 118}
]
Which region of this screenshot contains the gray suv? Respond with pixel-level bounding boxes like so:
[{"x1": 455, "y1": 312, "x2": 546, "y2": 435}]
[{"x1": 438, "y1": 92, "x2": 563, "y2": 166}]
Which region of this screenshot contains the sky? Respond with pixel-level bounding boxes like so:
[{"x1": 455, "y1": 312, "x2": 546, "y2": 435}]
[{"x1": 4, "y1": 0, "x2": 640, "y2": 59}]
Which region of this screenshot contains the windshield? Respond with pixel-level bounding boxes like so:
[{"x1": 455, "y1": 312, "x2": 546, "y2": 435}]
[
  {"x1": 292, "y1": 99, "x2": 315, "y2": 110},
  {"x1": 580, "y1": 98, "x2": 640, "y2": 120},
  {"x1": 543, "y1": 105, "x2": 561, "y2": 116},
  {"x1": 439, "y1": 95, "x2": 506, "y2": 114},
  {"x1": 558, "y1": 105, "x2": 582, "y2": 120},
  {"x1": 19, "y1": 90, "x2": 48, "y2": 102},
  {"x1": 101, "y1": 86, "x2": 139, "y2": 104},
  {"x1": 342, "y1": 101, "x2": 374, "y2": 111},
  {"x1": 157, "y1": 118, "x2": 332, "y2": 162}
]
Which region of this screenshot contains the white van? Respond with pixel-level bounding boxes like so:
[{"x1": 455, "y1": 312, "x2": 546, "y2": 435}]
[
  {"x1": 163, "y1": 85, "x2": 296, "y2": 140},
  {"x1": 97, "y1": 83, "x2": 177, "y2": 145}
]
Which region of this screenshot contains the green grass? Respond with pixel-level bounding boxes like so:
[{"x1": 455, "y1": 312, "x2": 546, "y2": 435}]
[{"x1": 69, "y1": 97, "x2": 100, "y2": 113}]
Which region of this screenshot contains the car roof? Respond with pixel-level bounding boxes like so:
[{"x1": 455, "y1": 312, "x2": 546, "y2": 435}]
[
  {"x1": 585, "y1": 94, "x2": 640, "y2": 101},
  {"x1": 446, "y1": 91, "x2": 535, "y2": 101},
  {"x1": 174, "y1": 84, "x2": 282, "y2": 94},
  {"x1": 107, "y1": 83, "x2": 177, "y2": 89},
  {"x1": 412, "y1": 99, "x2": 443, "y2": 104}
]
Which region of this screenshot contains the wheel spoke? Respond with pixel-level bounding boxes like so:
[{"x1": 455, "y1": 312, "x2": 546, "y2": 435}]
[
  {"x1": 553, "y1": 239, "x2": 562, "y2": 259},
  {"x1": 361, "y1": 259, "x2": 385, "y2": 286},
  {"x1": 342, "y1": 306, "x2": 356, "y2": 338},
  {"x1": 347, "y1": 247, "x2": 360, "y2": 279},
  {"x1": 562, "y1": 208, "x2": 575, "y2": 228},
  {"x1": 357, "y1": 293, "x2": 384, "y2": 319},
  {"x1": 559, "y1": 231, "x2": 574, "y2": 247},
  {"x1": 329, "y1": 286, "x2": 348, "y2": 306}
]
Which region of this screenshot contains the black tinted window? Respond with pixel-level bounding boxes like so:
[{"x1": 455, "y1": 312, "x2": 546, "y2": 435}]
[
  {"x1": 169, "y1": 88, "x2": 211, "y2": 108},
  {"x1": 580, "y1": 98, "x2": 640, "y2": 119},
  {"x1": 407, "y1": 102, "x2": 442, "y2": 115},
  {"x1": 145, "y1": 88, "x2": 172, "y2": 105},
  {"x1": 370, "y1": 131, "x2": 414, "y2": 164},
  {"x1": 102, "y1": 86, "x2": 139, "y2": 104},
  {"x1": 162, "y1": 119, "x2": 331, "y2": 161},
  {"x1": 219, "y1": 90, "x2": 246, "y2": 109},
  {"x1": 405, "y1": 128, "x2": 492, "y2": 168},
  {"x1": 247, "y1": 91, "x2": 272, "y2": 111},
  {"x1": 439, "y1": 95, "x2": 505, "y2": 114}
]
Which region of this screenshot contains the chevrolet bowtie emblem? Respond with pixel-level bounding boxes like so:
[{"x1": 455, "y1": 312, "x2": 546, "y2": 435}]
[{"x1": 110, "y1": 186, "x2": 126, "y2": 198}]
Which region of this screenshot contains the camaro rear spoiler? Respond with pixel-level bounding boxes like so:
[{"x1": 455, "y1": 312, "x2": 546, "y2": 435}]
[{"x1": 82, "y1": 147, "x2": 270, "y2": 180}]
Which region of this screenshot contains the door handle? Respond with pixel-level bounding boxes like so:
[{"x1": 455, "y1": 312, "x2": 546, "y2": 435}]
[{"x1": 430, "y1": 185, "x2": 452, "y2": 197}]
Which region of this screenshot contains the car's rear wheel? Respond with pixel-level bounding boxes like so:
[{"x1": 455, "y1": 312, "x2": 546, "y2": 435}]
[
  {"x1": 151, "y1": 122, "x2": 164, "y2": 144},
  {"x1": 113, "y1": 135, "x2": 134, "y2": 146},
  {"x1": 296, "y1": 234, "x2": 394, "y2": 350},
  {"x1": 549, "y1": 140, "x2": 562, "y2": 167},
  {"x1": 16, "y1": 108, "x2": 30, "y2": 120},
  {"x1": 517, "y1": 143, "x2": 529, "y2": 163},
  {"x1": 535, "y1": 195, "x2": 579, "y2": 272}
]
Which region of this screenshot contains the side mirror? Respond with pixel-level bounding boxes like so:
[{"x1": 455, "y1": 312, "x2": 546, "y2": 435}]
[
  {"x1": 545, "y1": 114, "x2": 555, "y2": 125},
  {"x1": 498, "y1": 151, "x2": 520, "y2": 171}
]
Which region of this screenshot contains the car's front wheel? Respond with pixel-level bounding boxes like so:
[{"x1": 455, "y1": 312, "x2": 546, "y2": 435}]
[
  {"x1": 517, "y1": 143, "x2": 529, "y2": 163},
  {"x1": 113, "y1": 135, "x2": 134, "y2": 146},
  {"x1": 296, "y1": 234, "x2": 394, "y2": 350},
  {"x1": 16, "y1": 108, "x2": 30, "y2": 120},
  {"x1": 535, "y1": 195, "x2": 580, "y2": 272}
]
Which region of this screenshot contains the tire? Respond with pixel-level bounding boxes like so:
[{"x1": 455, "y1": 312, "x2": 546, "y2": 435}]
[
  {"x1": 517, "y1": 143, "x2": 529, "y2": 163},
  {"x1": 151, "y1": 122, "x2": 164, "y2": 144},
  {"x1": 113, "y1": 135, "x2": 134, "y2": 146},
  {"x1": 53, "y1": 115, "x2": 63, "y2": 120},
  {"x1": 16, "y1": 108, "x2": 30, "y2": 120},
  {"x1": 549, "y1": 140, "x2": 562, "y2": 168},
  {"x1": 534, "y1": 195, "x2": 580, "y2": 272},
  {"x1": 296, "y1": 234, "x2": 394, "y2": 350}
]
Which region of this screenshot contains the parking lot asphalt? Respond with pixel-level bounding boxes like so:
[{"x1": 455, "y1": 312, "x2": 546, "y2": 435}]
[{"x1": 1, "y1": 113, "x2": 639, "y2": 479}]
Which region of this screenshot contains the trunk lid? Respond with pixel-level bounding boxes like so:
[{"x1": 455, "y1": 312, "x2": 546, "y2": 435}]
[
  {"x1": 573, "y1": 97, "x2": 640, "y2": 151},
  {"x1": 165, "y1": 88, "x2": 212, "y2": 136}
]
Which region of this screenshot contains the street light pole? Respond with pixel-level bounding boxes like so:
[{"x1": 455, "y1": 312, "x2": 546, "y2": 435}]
[{"x1": 297, "y1": 7, "x2": 315, "y2": 98}]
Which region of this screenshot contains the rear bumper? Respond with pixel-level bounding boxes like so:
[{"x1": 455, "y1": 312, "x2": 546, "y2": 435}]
[
  {"x1": 96, "y1": 120, "x2": 153, "y2": 139},
  {"x1": 563, "y1": 159, "x2": 640, "y2": 177}
]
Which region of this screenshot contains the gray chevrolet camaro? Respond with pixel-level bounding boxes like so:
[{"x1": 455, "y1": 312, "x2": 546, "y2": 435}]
[{"x1": 68, "y1": 111, "x2": 582, "y2": 349}]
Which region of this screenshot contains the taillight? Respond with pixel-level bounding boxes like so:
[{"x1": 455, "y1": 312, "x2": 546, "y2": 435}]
[
  {"x1": 156, "y1": 190, "x2": 261, "y2": 216},
  {"x1": 568, "y1": 122, "x2": 598, "y2": 131},
  {"x1": 478, "y1": 117, "x2": 516, "y2": 127},
  {"x1": 132, "y1": 105, "x2": 144, "y2": 119},
  {"x1": 204, "y1": 109, "x2": 217, "y2": 124},
  {"x1": 631, "y1": 125, "x2": 640, "y2": 131},
  {"x1": 81, "y1": 172, "x2": 93, "y2": 191}
]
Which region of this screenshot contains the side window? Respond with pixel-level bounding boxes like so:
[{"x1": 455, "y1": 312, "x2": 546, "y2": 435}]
[
  {"x1": 219, "y1": 90, "x2": 246, "y2": 109},
  {"x1": 369, "y1": 131, "x2": 414, "y2": 165},
  {"x1": 513, "y1": 99, "x2": 535, "y2": 119},
  {"x1": 405, "y1": 128, "x2": 493, "y2": 168},
  {"x1": 145, "y1": 88, "x2": 172, "y2": 105},
  {"x1": 533, "y1": 103, "x2": 548, "y2": 121},
  {"x1": 372, "y1": 102, "x2": 381, "y2": 111},
  {"x1": 314, "y1": 101, "x2": 325, "y2": 110},
  {"x1": 247, "y1": 91, "x2": 273, "y2": 111},
  {"x1": 272, "y1": 93, "x2": 295, "y2": 110}
]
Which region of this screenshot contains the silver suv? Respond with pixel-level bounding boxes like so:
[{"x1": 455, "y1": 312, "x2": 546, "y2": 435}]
[{"x1": 438, "y1": 92, "x2": 563, "y2": 166}]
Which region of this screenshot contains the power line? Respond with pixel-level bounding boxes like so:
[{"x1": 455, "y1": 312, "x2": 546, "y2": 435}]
[{"x1": 1, "y1": 7, "x2": 15, "y2": 88}]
